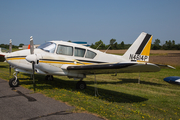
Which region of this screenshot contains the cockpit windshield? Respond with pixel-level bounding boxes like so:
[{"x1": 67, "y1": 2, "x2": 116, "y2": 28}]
[{"x1": 38, "y1": 42, "x2": 56, "y2": 53}]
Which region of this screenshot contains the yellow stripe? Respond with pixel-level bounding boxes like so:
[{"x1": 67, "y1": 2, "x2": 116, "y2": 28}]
[
  {"x1": 136, "y1": 60, "x2": 146, "y2": 63},
  {"x1": 6, "y1": 57, "x2": 94, "y2": 65},
  {"x1": 39, "y1": 60, "x2": 93, "y2": 65},
  {"x1": 141, "y1": 36, "x2": 153, "y2": 56},
  {"x1": 6, "y1": 58, "x2": 25, "y2": 61}
]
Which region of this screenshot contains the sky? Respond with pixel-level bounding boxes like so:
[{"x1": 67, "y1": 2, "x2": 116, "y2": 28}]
[{"x1": 0, "y1": 0, "x2": 180, "y2": 46}]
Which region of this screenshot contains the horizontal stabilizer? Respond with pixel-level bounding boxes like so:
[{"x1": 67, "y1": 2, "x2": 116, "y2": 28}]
[{"x1": 155, "y1": 64, "x2": 176, "y2": 69}]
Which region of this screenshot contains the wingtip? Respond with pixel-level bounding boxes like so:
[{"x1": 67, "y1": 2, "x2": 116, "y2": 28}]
[{"x1": 167, "y1": 65, "x2": 176, "y2": 69}]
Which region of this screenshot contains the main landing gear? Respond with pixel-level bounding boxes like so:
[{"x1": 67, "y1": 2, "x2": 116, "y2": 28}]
[
  {"x1": 76, "y1": 80, "x2": 86, "y2": 90},
  {"x1": 9, "y1": 72, "x2": 19, "y2": 87},
  {"x1": 75, "y1": 75, "x2": 100, "y2": 97},
  {"x1": 45, "y1": 75, "x2": 54, "y2": 81}
]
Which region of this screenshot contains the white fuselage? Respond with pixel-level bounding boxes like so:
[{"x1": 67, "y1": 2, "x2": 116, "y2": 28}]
[{"x1": 5, "y1": 41, "x2": 127, "y2": 78}]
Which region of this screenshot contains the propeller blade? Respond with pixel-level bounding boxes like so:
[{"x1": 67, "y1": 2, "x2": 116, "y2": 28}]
[
  {"x1": 29, "y1": 36, "x2": 36, "y2": 91},
  {"x1": 30, "y1": 36, "x2": 34, "y2": 54},
  {"x1": 9, "y1": 65, "x2": 11, "y2": 76},
  {"x1": 8, "y1": 39, "x2": 12, "y2": 78},
  {"x1": 9, "y1": 39, "x2": 12, "y2": 53}
]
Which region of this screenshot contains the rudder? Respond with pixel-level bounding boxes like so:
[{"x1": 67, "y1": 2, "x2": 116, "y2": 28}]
[{"x1": 123, "y1": 32, "x2": 153, "y2": 62}]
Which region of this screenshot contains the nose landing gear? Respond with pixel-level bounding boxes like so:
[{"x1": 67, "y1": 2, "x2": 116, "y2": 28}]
[{"x1": 9, "y1": 72, "x2": 19, "y2": 87}]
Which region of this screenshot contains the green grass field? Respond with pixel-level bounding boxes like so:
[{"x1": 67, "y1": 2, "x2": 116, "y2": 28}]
[{"x1": 0, "y1": 62, "x2": 180, "y2": 120}]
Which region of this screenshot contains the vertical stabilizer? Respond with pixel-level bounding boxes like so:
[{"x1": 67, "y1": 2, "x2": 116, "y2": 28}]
[{"x1": 123, "y1": 32, "x2": 153, "y2": 62}]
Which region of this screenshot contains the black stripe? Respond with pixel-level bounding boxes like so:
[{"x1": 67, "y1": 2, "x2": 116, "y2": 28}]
[
  {"x1": 136, "y1": 34, "x2": 151, "y2": 54},
  {"x1": 40, "y1": 59, "x2": 74, "y2": 63},
  {"x1": 67, "y1": 63, "x2": 136, "y2": 70},
  {"x1": 76, "y1": 59, "x2": 107, "y2": 64},
  {"x1": 40, "y1": 59, "x2": 106, "y2": 64},
  {"x1": 6, "y1": 56, "x2": 26, "y2": 58}
]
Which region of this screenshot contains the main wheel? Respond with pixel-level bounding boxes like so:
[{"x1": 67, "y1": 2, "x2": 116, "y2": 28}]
[
  {"x1": 9, "y1": 77, "x2": 19, "y2": 87},
  {"x1": 45, "y1": 75, "x2": 54, "y2": 81},
  {"x1": 76, "y1": 81, "x2": 86, "y2": 90}
]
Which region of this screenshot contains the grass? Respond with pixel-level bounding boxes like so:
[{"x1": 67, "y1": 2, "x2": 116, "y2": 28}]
[{"x1": 0, "y1": 62, "x2": 180, "y2": 120}]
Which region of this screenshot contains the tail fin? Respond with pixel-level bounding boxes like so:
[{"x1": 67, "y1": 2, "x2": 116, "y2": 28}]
[{"x1": 123, "y1": 32, "x2": 153, "y2": 62}]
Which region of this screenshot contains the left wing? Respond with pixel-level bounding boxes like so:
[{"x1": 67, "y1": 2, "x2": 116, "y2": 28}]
[{"x1": 0, "y1": 48, "x2": 7, "y2": 62}]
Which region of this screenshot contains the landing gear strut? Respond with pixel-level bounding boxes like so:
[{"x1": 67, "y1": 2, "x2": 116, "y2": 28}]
[
  {"x1": 45, "y1": 75, "x2": 54, "y2": 81},
  {"x1": 76, "y1": 79, "x2": 86, "y2": 90},
  {"x1": 9, "y1": 72, "x2": 19, "y2": 87}
]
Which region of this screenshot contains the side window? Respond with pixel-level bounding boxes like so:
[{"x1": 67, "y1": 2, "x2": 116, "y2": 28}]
[
  {"x1": 56, "y1": 45, "x2": 73, "y2": 56},
  {"x1": 74, "y1": 47, "x2": 86, "y2": 57},
  {"x1": 85, "y1": 50, "x2": 97, "y2": 59}
]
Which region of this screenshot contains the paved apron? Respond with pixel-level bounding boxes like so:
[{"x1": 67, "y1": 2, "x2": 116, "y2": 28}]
[{"x1": 0, "y1": 78, "x2": 104, "y2": 120}]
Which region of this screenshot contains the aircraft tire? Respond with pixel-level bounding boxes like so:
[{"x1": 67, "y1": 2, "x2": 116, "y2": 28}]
[
  {"x1": 45, "y1": 75, "x2": 54, "y2": 81},
  {"x1": 76, "y1": 81, "x2": 86, "y2": 90},
  {"x1": 9, "y1": 78, "x2": 19, "y2": 87}
]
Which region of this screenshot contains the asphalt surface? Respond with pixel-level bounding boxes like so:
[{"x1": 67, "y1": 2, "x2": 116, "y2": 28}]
[{"x1": 0, "y1": 78, "x2": 104, "y2": 120}]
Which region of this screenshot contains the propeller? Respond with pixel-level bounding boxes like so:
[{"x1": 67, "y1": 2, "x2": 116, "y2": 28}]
[
  {"x1": 9, "y1": 39, "x2": 12, "y2": 76},
  {"x1": 9, "y1": 39, "x2": 12, "y2": 53},
  {"x1": 26, "y1": 36, "x2": 37, "y2": 91}
]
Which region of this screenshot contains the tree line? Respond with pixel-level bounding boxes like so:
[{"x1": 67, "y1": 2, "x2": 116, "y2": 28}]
[
  {"x1": 151, "y1": 39, "x2": 180, "y2": 50},
  {"x1": 0, "y1": 39, "x2": 180, "y2": 50},
  {"x1": 90, "y1": 38, "x2": 180, "y2": 50},
  {"x1": 0, "y1": 44, "x2": 18, "y2": 49},
  {"x1": 90, "y1": 39, "x2": 131, "y2": 50},
  {"x1": 0, "y1": 43, "x2": 24, "y2": 50}
]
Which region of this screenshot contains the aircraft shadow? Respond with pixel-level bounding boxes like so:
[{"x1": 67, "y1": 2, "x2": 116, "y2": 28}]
[
  {"x1": 119, "y1": 78, "x2": 163, "y2": 86},
  {"x1": 84, "y1": 78, "x2": 163, "y2": 86},
  {"x1": 19, "y1": 74, "x2": 148, "y2": 103},
  {"x1": 27, "y1": 111, "x2": 72, "y2": 120},
  {"x1": 0, "y1": 65, "x2": 8, "y2": 68},
  {"x1": 0, "y1": 87, "x2": 36, "y2": 102}
]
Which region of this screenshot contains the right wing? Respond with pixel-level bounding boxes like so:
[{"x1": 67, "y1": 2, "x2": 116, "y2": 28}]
[{"x1": 64, "y1": 62, "x2": 161, "y2": 74}]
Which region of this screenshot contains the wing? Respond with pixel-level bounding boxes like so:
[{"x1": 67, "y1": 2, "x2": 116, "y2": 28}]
[
  {"x1": 64, "y1": 62, "x2": 161, "y2": 74},
  {"x1": 0, "y1": 49, "x2": 6, "y2": 62}
]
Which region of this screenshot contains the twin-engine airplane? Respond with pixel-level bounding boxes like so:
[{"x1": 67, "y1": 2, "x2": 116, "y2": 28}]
[{"x1": 0, "y1": 32, "x2": 174, "y2": 90}]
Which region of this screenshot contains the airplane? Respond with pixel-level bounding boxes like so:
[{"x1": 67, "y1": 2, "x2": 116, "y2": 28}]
[
  {"x1": 0, "y1": 32, "x2": 175, "y2": 90},
  {"x1": 164, "y1": 76, "x2": 180, "y2": 85}
]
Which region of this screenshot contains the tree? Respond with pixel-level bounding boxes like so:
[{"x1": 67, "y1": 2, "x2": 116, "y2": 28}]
[
  {"x1": 19, "y1": 43, "x2": 24, "y2": 47},
  {"x1": 90, "y1": 40, "x2": 106, "y2": 49},
  {"x1": 162, "y1": 40, "x2": 176, "y2": 50},
  {"x1": 120, "y1": 41, "x2": 125, "y2": 49},
  {"x1": 109, "y1": 38, "x2": 116, "y2": 50},
  {"x1": 152, "y1": 39, "x2": 161, "y2": 50},
  {"x1": 110, "y1": 38, "x2": 116, "y2": 45}
]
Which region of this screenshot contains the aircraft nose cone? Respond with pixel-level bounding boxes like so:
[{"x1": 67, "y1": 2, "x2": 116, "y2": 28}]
[{"x1": 26, "y1": 54, "x2": 39, "y2": 64}]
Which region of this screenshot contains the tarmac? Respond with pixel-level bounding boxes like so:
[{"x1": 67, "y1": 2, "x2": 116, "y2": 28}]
[{"x1": 0, "y1": 78, "x2": 104, "y2": 120}]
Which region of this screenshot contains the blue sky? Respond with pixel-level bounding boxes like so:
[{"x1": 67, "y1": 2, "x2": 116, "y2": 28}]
[{"x1": 0, "y1": 0, "x2": 180, "y2": 46}]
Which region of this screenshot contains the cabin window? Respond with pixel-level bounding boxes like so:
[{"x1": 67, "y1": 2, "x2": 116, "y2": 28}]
[
  {"x1": 56, "y1": 45, "x2": 73, "y2": 56},
  {"x1": 38, "y1": 42, "x2": 56, "y2": 53},
  {"x1": 85, "y1": 50, "x2": 97, "y2": 59},
  {"x1": 74, "y1": 47, "x2": 86, "y2": 57}
]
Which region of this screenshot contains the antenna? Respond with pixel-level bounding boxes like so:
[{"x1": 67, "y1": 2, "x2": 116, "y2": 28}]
[
  {"x1": 96, "y1": 43, "x2": 102, "y2": 50},
  {"x1": 104, "y1": 39, "x2": 115, "y2": 53},
  {"x1": 104, "y1": 45, "x2": 111, "y2": 53}
]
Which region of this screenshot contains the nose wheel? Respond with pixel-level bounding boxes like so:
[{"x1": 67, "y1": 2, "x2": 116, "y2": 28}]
[{"x1": 9, "y1": 77, "x2": 19, "y2": 87}]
